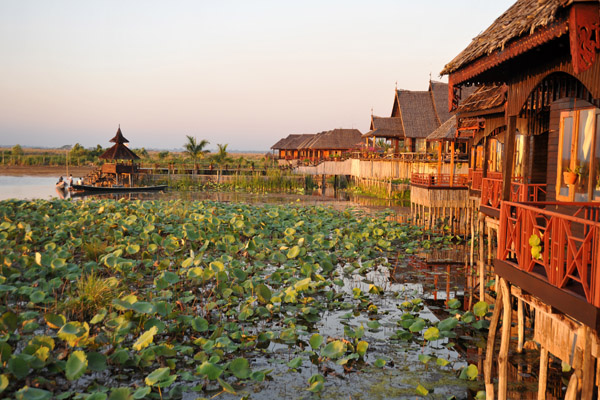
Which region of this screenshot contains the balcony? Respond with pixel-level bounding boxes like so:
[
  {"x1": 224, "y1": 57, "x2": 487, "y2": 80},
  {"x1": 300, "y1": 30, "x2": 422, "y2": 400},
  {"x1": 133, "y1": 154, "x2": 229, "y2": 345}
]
[
  {"x1": 411, "y1": 173, "x2": 468, "y2": 188},
  {"x1": 480, "y1": 177, "x2": 546, "y2": 218},
  {"x1": 496, "y1": 201, "x2": 600, "y2": 328}
]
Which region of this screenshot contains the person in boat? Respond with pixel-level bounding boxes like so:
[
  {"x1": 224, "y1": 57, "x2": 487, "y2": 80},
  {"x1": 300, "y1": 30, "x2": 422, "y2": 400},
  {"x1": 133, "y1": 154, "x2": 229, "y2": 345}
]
[
  {"x1": 77, "y1": 177, "x2": 83, "y2": 185},
  {"x1": 67, "y1": 174, "x2": 73, "y2": 187},
  {"x1": 56, "y1": 176, "x2": 65, "y2": 190}
]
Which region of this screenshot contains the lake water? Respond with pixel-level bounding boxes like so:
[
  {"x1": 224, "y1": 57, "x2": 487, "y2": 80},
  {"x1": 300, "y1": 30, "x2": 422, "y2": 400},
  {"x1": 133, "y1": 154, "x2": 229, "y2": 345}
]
[{"x1": 0, "y1": 175, "x2": 65, "y2": 201}]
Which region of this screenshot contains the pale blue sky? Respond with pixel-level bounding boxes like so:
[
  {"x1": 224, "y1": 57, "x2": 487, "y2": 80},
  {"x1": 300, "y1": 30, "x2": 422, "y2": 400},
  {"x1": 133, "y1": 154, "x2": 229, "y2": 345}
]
[{"x1": 0, "y1": 0, "x2": 514, "y2": 151}]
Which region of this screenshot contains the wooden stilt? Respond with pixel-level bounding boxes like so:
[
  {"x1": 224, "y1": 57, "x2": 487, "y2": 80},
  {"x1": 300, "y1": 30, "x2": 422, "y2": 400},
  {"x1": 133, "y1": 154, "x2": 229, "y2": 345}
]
[
  {"x1": 478, "y1": 212, "x2": 486, "y2": 300},
  {"x1": 517, "y1": 298, "x2": 524, "y2": 353},
  {"x1": 581, "y1": 325, "x2": 594, "y2": 399},
  {"x1": 564, "y1": 373, "x2": 579, "y2": 400},
  {"x1": 498, "y1": 278, "x2": 511, "y2": 400},
  {"x1": 484, "y1": 286, "x2": 504, "y2": 400},
  {"x1": 538, "y1": 347, "x2": 548, "y2": 400}
]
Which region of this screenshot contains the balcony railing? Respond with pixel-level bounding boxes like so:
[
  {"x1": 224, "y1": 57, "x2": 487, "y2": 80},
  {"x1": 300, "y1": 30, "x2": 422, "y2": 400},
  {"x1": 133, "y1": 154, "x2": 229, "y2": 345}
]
[
  {"x1": 411, "y1": 173, "x2": 469, "y2": 187},
  {"x1": 481, "y1": 178, "x2": 546, "y2": 209},
  {"x1": 469, "y1": 169, "x2": 483, "y2": 190},
  {"x1": 498, "y1": 201, "x2": 600, "y2": 307}
]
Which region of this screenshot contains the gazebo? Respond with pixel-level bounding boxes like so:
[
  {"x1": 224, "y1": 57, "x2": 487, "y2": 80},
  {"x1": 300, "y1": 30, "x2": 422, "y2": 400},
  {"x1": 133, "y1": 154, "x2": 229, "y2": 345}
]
[{"x1": 97, "y1": 126, "x2": 140, "y2": 186}]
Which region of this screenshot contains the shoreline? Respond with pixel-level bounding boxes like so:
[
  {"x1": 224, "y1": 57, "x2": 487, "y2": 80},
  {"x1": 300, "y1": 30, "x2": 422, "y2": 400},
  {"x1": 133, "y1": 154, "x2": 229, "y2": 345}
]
[{"x1": 0, "y1": 165, "x2": 94, "y2": 177}]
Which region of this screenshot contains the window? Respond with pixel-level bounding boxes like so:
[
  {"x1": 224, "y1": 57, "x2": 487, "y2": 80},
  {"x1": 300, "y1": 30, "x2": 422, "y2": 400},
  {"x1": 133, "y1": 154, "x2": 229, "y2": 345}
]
[
  {"x1": 513, "y1": 134, "x2": 525, "y2": 179},
  {"x1": 487, "y1": 138, "x2": 504, "y2": 173},
  {"x1": 556, "y1": 108, "x2": 600, "y2": 201}
]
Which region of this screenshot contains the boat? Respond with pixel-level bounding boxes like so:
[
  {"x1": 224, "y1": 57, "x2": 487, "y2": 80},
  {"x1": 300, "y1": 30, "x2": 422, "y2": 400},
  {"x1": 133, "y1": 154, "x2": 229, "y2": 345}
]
[{"x1": 70, "y1": 184, "x2": 168, "y2": 194}]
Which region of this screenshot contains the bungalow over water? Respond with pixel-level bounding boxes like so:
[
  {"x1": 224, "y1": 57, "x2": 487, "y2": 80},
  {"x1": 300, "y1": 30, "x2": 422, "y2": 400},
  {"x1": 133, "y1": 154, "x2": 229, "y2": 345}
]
[
  {"x1": 271, "y1": 129, "x2": 362, "y2": 165},
  {"x1": 442, "y1": 0, "x2": 600, "y2": 398}
]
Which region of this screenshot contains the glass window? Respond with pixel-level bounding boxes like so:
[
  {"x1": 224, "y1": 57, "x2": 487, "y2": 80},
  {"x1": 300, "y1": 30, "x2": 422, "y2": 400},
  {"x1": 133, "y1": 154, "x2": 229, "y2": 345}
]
[
  {"x1": 557, "y1": 109, "x2": 600, "y2": 201},
  {"x1": 513, "y1": 134, "x2": 525, "y2": 179}
]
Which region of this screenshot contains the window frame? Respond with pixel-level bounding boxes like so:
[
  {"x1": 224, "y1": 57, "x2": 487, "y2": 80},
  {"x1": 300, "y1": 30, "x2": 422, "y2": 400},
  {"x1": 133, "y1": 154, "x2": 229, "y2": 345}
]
[{"x1": 556, "y1": 108, "x2": 600, "y2": 201}]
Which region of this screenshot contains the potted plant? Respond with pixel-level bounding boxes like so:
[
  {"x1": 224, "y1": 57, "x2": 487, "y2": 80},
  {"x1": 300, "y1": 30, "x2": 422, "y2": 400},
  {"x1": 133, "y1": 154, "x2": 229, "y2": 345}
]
[{"x1": 563, "y1": 164, "x2": 582, "y2": 185}]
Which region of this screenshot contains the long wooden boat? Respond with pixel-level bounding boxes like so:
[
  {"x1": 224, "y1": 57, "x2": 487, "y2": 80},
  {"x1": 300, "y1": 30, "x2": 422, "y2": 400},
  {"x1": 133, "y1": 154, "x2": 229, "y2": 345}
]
[{"x1": 70, "y1": 184, "x2": 168, "y2": 194}]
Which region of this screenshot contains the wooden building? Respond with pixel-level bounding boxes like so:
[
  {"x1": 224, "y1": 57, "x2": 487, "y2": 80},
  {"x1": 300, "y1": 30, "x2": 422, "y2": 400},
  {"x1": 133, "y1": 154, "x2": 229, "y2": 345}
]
[
  {"x1": 363, "y1": 115, "x2": 405, "y2": 154},
  {"x1": 94, "y1": 126, "x2": 140, "y2": 186},
  {"x1": 443, "y1": 0, "x2": 600, "y2": 398},
  {"x1": 391, "y1": 80, "x2": 452, "y2": 153},
  {"x1": 298, "y1": 129, "x2": 362, "y2": 162},
  {"x1": 270, "y1": 134, "x2": 314, "y2": 163}
]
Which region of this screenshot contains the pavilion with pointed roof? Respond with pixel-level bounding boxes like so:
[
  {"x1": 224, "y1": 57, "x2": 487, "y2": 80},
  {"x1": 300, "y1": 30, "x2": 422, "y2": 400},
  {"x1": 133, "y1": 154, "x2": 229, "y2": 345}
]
[{"x1": 95, "y1": 126, "x2": 140, "y2": 186}]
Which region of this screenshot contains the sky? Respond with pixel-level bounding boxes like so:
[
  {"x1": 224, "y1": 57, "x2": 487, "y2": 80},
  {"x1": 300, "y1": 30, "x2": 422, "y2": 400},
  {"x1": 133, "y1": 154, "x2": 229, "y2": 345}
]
[{"x1": 0, "y1": 0, "x2": 515, "y2": 152}]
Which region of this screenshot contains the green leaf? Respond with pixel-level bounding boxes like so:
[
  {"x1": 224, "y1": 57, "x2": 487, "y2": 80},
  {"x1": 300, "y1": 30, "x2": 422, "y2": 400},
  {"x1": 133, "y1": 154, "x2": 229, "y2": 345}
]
[
  {"x1": 87, "y1": 352, "x2": 107, "y2": 372},
  {"x1": 309, "y1": 333, "x2": 323, "y2": 350},
  {"x1": 66, "y1": 350, "x2": 87, "y2": 381},
  {"x1": 0, "y1": 374, "x2": 8, "y2": 393},
  {"x1": 8, "y1": 355, "x2": 30, "y2": 379},
  {"x1": 0, "y1": 311, "x2": 17, "y2": 333},
  {"x1": 562, "y1": 361, "x2": 571, "y2": 372},
  {"x1": 436, "y1": 357, "x2": 450, "y2": 367},
  {"x1": 29, "y1": 291, "x2": 46, "y2": 304},
  {"x1": 307, "y1": 374, "x2": 324, "y2": 393},
  {"x1": 321, "y1": 340, "x2": 346, "y2": 359},
  {"x1": 229, "y1": 357, "x2": 251, "y2": 379},
  {"x1": 356, "y1": 340, "x2": 368, "y2": 357},
  {"x1": 145, "y1": 367, "x2": 171, "y2": 386},
  {"x1": 287, "y1": 246, "x2": 300, "y2": 259},
  {"x1": 418, "y1": 354, "x2": 432, "y2": 364},
  {"x1": 367, "y1": 320, "x2": 381, "y2": 330},
  {"x1": 438, "y1": 317, "x2": 458, "y2": 331},
  {"x1": 424, "y1": 327, "x2": 440, "y2": 341},
  {"x1": 133, "y1": 326, "x2": 158, "y2": 351},
  {"x1": 217, "y1": 377, "x2": 236, "y2": 394},
  {"x1": 256, "y1": 284, "x2": 272, "y2": 303},
  {"x1": 459, "y1": 364, "x2": 479, "y2": 380},
  {"x1": 374, "y1": 358, "x2": 386, "y2": 368},
  {"x1": 130, "y1": 302, "x2": 154, "y2": 315},
  {"x1": 132, "y1": 387, "x2": 151, "y2": 399},
  {"x1": 90, "y1": 308, "x2": 108, "y2": 324},
  {"x1": 447, "y1": 298, "x2": 461, "y2": 309},
  {"x1": 14, "y1": 386, "x2": 52, "y2": 400},
  {"x1": 409, "y1": 318, "x2": 426, "y2": 333},
  {"x1": 415, "y1": 384, "x2": 429, "y2": 396},
  {"x1": 191, "y1": 317, "x2": 209, "y2": 332},
  {"x1": 473, "y1": 301, "x2": 489, "y2": 317},
  {"x1": 197, "y1": 362, "x2": 223, "y2": 380},
  {"x1": 108, "y1": 388, "x2": 132, "y2": 400},
  {"x1": 287, "y1": 357, "x2": 303, "y2": 369},
  {"x1": 126, "y1": 244, "x2": 140, "y2": 255}
]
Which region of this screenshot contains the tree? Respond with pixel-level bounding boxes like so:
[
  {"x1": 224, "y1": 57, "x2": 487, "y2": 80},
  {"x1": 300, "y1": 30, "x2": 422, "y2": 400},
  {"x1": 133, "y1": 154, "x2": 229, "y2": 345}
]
[
  {"x1": 184, "y1": 136, "x2": 210, "y2": 172},
  {"x1": 11, "y1": 144, "x2": 24, "y2": 157},
  {"x1": 158, "y1": 151, "x2": 169, "y2": 160},
  {"x1": 212, "y1": 143, "x2": 230, "y2": 165}
]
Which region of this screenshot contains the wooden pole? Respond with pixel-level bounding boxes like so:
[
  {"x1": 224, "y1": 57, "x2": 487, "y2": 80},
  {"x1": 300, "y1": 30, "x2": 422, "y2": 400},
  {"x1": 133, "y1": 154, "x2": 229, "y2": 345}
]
[
  {"x1": 437, "y1": 142, "x2": 442, "y2": 178},
  {"x1": 501, "y1": 116, "x2": 517, "y2": 201},
  {"x1": 484, "y1": 286, "x2": 504, "y2": 399},
  {"x1": 564, "y1": 373, "x2": 579, "y2": 400},
  {"x1": 538, "y1": 347, "x2": 548, "y2": 400},
  {"x1": 582, "y1": 325, "x2": 595, "y2": 399},
  {"x1": 478, "y1": 212, "x2": 486, "y2": 300},
  {"x1": 517, "y1": 299, "x2": 524, "y2": 353},
  {"x1": 498, "y1": 278, "x2": 511, "y2": 400},
  {"x1": 450, "y1": 141, "x2": 455, "y2": 187}
]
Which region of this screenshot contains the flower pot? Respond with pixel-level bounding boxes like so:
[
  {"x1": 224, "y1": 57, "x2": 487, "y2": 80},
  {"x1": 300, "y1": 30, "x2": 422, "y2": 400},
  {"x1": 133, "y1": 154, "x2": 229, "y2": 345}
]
[{"x1": 563, "y1": 171, "x2": 578, "y2": 185}]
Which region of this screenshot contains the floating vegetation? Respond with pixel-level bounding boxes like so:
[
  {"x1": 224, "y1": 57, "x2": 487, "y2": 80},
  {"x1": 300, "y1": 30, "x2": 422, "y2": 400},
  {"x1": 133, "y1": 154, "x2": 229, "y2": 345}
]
[{"x1": 0, "y1": 199, "x2": 486, "y2": 398}]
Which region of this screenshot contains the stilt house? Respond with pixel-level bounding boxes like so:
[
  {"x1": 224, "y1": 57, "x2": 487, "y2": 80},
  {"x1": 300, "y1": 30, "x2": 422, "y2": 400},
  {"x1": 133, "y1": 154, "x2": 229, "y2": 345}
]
[{"x1": 443, "y1": 0, "x2": 600, "y2": 397}]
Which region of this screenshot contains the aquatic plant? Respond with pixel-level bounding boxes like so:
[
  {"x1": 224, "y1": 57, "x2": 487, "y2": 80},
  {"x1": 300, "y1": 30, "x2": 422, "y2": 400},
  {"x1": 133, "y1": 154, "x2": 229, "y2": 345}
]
[{"x1": 0, "y1": 198, "x2": 486, "y2": 398}]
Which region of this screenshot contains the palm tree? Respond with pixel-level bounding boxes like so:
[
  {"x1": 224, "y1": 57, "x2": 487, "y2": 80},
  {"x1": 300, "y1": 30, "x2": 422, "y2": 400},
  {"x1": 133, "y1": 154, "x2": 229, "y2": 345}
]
[
  {"x1": 184, "y1": 136, "x2": 209, "y2": 173},
  {"x1": 211, "y1": 144, "x2": 231, "y2": 183}
]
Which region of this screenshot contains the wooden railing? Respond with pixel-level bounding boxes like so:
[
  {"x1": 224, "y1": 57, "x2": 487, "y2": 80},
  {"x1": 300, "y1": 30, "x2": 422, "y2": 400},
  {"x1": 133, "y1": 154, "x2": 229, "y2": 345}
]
[
  {"x1": 498, "y1": 201, "x2": 600, "y2": 307},
  {"x1": 411, "y1": 173, "x2": 469, "y2": 187},
  {"x1": 469, "y1": 169, "x2": 483, "y2": 190},
  {"x1": 481, "y1": 178, "x2": 547, "y2": 209}
]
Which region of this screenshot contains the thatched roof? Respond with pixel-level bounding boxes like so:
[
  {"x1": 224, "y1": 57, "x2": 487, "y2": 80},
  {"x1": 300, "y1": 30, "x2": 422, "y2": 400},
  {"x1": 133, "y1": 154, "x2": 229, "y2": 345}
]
[
  {"x1": 364, "y1": 116, "x2": 404, "y2": 139},
  {"x1": 270, "y1": 134, "x2": 314, "y2": 150},
  {"x1": 99, "y1": 127, "x2": 140, "y2": 160},
  {"x1": 427, "y1": 115, "x2": 457, "y2": 141},
  {"x1": 99, "y1": 143, "x2": 140, "y2": 160},
  {"x1": 429, "y1": 81, "x2": 452, "y2": 124},
  {"x1": 300, "y1": 129, "x2": 362, "y2": 150},
  {"x1": 441, "y1": 0, "x2": 567, "y2": 76},
  {"x1": 394, "y1": 90, "x2": 440, "y2": 139},
  {"x1": 456, "y1": 85, "x2": 506, "y2": 115}
]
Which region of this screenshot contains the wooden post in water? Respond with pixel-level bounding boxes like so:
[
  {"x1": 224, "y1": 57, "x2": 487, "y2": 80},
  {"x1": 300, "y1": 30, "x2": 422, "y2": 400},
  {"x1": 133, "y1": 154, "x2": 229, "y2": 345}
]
[
  {"x1": 484, "y1": 286, "x2": 503, "y2": 399},
  {"x1": 450, "y1": 141, "x2": 455, "y2": 187},
  {"x1": 498, "y1": 278, "x2": 511, "y2": 400},
  {"x1": 517, "y1": 299, "x2": 524, "y2": 353},
  {"x1": 478, "y1": 212, "x2": 486, "y2": 300},
  {"x1": 538, "y1": 347, "x2": 548, "y2": 400}
]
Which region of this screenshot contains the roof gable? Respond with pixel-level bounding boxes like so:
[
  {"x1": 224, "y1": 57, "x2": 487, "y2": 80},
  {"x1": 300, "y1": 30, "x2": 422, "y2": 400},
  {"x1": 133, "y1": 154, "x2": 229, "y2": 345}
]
[{"x1": 394, "y1": 90, "x2": 440, "y2": 139}]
